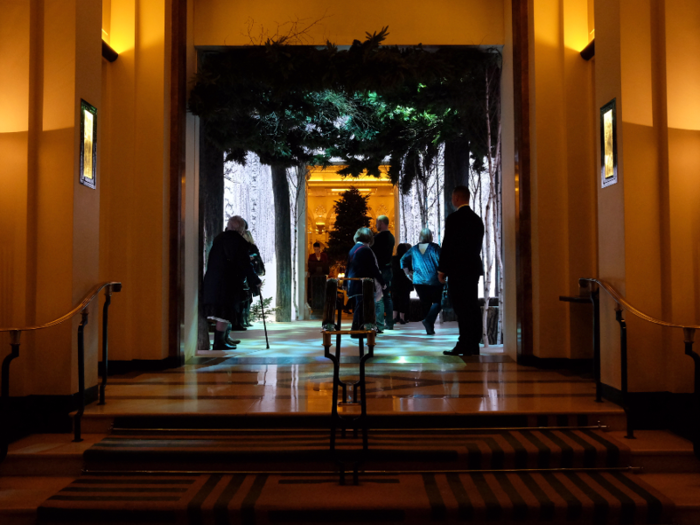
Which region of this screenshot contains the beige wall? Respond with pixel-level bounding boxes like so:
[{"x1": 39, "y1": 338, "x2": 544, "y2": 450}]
[
  {"x1": 0, "y1": 0, "x2": 102, "y2": 396},
  {"x1": 662, "y1": 0, "x2": 700, "y2": 393},
  {"x1": 99, "y1": 0, "x2": 172, "y2": 362},
  {"x1": 595, "y1": 0, "x2": 699, "y2": 393},
  {"x1": 529, "y1": 0, "x2": 597, "y2": 360},
  {"x1": 193, "y1": 0, "x2": 504, "y2": 47}
]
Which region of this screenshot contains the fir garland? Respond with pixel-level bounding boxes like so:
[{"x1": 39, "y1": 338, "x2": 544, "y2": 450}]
[{"x1": 188, "y1": 28, "x2": 501, "y2": 190}]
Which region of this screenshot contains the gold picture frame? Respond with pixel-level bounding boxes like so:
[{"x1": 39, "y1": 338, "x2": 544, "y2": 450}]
[
  {"x1": 600, "y1": 98, "x2": 617, "y2": 188},
  {"x1": 79, "y1": 100, "x2": 97, "y2": 189}
]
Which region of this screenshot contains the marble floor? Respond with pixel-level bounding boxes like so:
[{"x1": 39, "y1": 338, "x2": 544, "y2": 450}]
[
  {"x1": 84, "y1": 321, "x2": 623, "y2": 421},
  {"x1": 196, "y1": 319, "x2": 504, "y2": 361}
]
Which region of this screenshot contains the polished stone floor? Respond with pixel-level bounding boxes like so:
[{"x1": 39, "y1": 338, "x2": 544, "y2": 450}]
[
  {"x1": 196, "y1": 319, "x2": 504, "y2": 361},
  {"x1": 84, "y1": 321, "x2": 622, "y2": 420}
]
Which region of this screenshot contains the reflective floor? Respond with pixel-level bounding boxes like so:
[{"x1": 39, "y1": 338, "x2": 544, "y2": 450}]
[
  {"x1": 196, "y1": 319, "x2": 504, "y2": 362},
  {"x1": 85, "y1": 321, "x2": 623, "y2": 419}
]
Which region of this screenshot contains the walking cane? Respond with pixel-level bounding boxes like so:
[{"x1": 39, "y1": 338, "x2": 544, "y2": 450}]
[{"x1": 259, "y1": 293, "x2": 270, "y2": 349}]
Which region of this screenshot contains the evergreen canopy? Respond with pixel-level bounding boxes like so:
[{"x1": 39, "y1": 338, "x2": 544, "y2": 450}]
[{"x1": 188, "y1": 28, "x2": 501, "y2": 191}]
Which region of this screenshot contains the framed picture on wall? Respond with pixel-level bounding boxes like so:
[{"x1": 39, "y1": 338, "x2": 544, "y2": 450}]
[
  {"x1": 600, "y1": 98, "x2": 617, "y2": 188},
  {"x1": 79, "y1": 99, "x2": 97, "y2": 189}
]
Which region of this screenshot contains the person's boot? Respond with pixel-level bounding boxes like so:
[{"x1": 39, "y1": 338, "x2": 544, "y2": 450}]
[
  {"x1": 224, "y1": 325, "x2": 240, "y2": 346},
  {"x1": 213, "y1": 330, "x2": 236, "y2": 350}
]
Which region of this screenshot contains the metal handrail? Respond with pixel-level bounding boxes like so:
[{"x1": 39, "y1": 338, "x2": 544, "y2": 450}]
[
  {"x1": 0, "y1": 282, "x2": 122, "y2": 333},
  {"x1": 1, "y1": 281, "x2": 122, "y2": 462},
  {"x1": 577, "y1": 277, "x2": 698, "y2": 457},
  {"x1": 580, "y1": 278, "x2": 700, "y2": 334}
]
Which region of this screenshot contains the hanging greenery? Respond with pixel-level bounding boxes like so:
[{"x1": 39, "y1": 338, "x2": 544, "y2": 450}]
[{"x1": 188, "y1": 27, "x2": 501, "y2": 192}]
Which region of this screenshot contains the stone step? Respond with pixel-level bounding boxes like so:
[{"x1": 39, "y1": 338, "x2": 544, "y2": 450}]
[
  {"x1": 5, "y1": 429, "x2": 695, "y2": 477},
  {"x1": 74, "y1": 409, "x2": 629, "y2": 435},
  {"x1": 5, "y1": 471, "x2": 698, "y2": 525},
  {"x1": 608, "y1": 430, "x2": 700, "y2": 473},
  {"x1": 33, "y1": 470, "x2": 678, "y2": 525},
  {"x1": 82, "y1": 428, "x2": 633, "y2": 473}
]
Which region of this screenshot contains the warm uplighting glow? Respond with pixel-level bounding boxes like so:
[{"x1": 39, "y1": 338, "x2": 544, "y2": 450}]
[{"x1": 330, "y1": 188, "x2": 372, "y2": 193}]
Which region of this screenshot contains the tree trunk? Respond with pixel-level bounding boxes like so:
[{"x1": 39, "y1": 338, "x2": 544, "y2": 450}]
[
  {"x1": 443, "y1": 138, "x2": 470, "y2": 215},
  {"x1": 271, "y1": 165, "x2": 292, "y2": 322},
  {"x1": 198, "y1": 120, "x2": 225, "y2": 349}
]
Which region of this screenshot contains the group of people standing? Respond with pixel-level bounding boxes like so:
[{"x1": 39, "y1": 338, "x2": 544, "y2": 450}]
[
  {"x1": 202, "y1": 215, "x2": 265, "y2": 350},
  {"x1": 203, "y1": 185, "x2": 484, "y2": 357},
  {"x1": 346, "y1": 185, "x2": 485, "y2": 356}
]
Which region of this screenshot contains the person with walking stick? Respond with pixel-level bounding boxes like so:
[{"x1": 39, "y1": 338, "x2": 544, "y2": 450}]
[{"x1": 202, "y1": 216, "x2": 261, "y2": 350}]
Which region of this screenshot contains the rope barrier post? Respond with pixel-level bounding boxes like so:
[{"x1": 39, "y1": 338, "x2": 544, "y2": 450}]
[
  {"x1": 1, "y1": 330, "x2": 21, "y2": 463},
  {"x1": 615, "y1": 306, "x2": 634, "y2": 439},
  {"x1": 99, "y1": 288, "x2": 113, "y2": 405},
  {"x1": 74, "y1": 311, "x2": 88, "y2": 443},
  {"x1": 683, "y1": 328, "x2": 699, "y2": 458},
  {"x1": 590, "y1": 287, "x2": 603, "y2": 403}
]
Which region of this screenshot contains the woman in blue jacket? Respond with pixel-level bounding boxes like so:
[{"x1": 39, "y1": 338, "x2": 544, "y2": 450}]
[{"x1": 400, "y1": 228, "x2": 442, "y2": 335}]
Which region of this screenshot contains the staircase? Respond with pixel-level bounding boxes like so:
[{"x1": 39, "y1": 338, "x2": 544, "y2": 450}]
[{"x1": 3, "y1": 412, "x2": 699, "y2": 524}]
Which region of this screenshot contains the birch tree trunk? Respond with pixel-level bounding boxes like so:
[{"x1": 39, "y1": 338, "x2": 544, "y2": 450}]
[
  {"x1": 289, "y1": 170, "x2": 298, "y2": 321},
  {"x1": 494, "y1": 124, "x2": 504, "y2": 344},
  {"x1": 271, "y1": 165, "x2": 292, "y2": 322},
  {"x1": 481, "y1": 70, "x2": 497, "y2": 348},
  {"x1": 289, "y1": 165, "x2": 308, "y2": 320}
]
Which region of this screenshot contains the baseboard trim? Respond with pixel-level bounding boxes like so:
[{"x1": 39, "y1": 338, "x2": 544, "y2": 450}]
[
  {"x1": 600, "y1": 383, "x2": 694, "y2": 434},
  {"x1": 98, "y1": 356, "x2": 183, "y2": 376},
  {"x1": 517, "y1": 355, "x2": 593, "y2": 372},
  {"x1": 5, "y1": 385, "x2": 99, "y2": 440}
]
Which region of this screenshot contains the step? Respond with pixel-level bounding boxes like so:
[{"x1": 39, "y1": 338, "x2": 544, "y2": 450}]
[
  {"x1": 82, "y1": 428, "x2": 632, "y2": 473},
  {"x1": 0, "y1": 434, "x2": 101, "y2": 477},
  {"x1": 0, "y1": 476, "x2": 74, "y2": 525},
  {"x1": 75, "y1": 409, "x2": 629, "y2": 435},
  {"x1": 35, "y1": 470, "x2": 677, "y2": 525},
  {"x1": 608, "y1": 430, "x2": 700, "y2": 473},
  {"x1": 637, "y1": 473, "x2": 700, "y2": 525}
]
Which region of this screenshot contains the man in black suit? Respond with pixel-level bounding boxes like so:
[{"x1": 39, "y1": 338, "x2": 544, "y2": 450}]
[{"x1": 438, "y1": 186, "x2": 485, "y2": 356}]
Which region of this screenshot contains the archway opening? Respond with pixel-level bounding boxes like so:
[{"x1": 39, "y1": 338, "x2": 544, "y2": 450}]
[{"x1": 191, "y1": 30, "x2": 504, "y2": 354}]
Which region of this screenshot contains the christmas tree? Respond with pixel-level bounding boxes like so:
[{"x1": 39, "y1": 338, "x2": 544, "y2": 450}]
[{"x1": 326, "y1": 187, "x2": 371, "y2": 267}]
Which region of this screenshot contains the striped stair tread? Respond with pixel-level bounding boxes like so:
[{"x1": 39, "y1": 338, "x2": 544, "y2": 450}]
[
  {"x1": 38, "y1": 471, "x2": 674, "y2": 525},
  {"x1": 84, "y1": 429, "x2": 631, "y2": 472}
]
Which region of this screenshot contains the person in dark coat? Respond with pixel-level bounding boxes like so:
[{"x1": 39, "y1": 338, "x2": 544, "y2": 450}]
[
  {"x1": 346, "y1": 227, "x2": 385, "y2": 334},
  {"x1": 392, "y1": 243, "x2": 413, "y2": 324},
  {"x1": 438, "y1": 186, "x2": 485, "y2": 356},
  {"x1": 203, "y1": 215, "x2": 261, "y2": 350},
  {"x1": 371, "y1": 215, "x2": 395, "y2": 331}
]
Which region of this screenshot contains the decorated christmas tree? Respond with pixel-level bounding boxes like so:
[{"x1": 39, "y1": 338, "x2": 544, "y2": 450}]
[{"x1": 326, "y1": 187, "x2": 371, "y2": 267}]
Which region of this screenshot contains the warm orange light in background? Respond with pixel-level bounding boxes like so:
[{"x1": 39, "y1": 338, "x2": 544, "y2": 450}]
[
  {"x1": 108, "y1": 30, "x2": 133, "y2": 55},
  {"x1": 330, "y1": 188, "x2": 372, "y2": 193}
]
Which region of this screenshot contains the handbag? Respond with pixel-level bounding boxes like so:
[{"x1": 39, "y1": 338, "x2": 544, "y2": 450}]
[{"x1": 251, "y1": 253, "x2": 265, "y2": 276}]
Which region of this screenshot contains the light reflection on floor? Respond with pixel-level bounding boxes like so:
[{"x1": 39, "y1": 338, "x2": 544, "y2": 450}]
[
  {"x1": 199, "y1": 319, "x2": 503, "y2": 363},
  {"x1": 80, "y1": 320, "x2": 625, "y2": 424}
]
